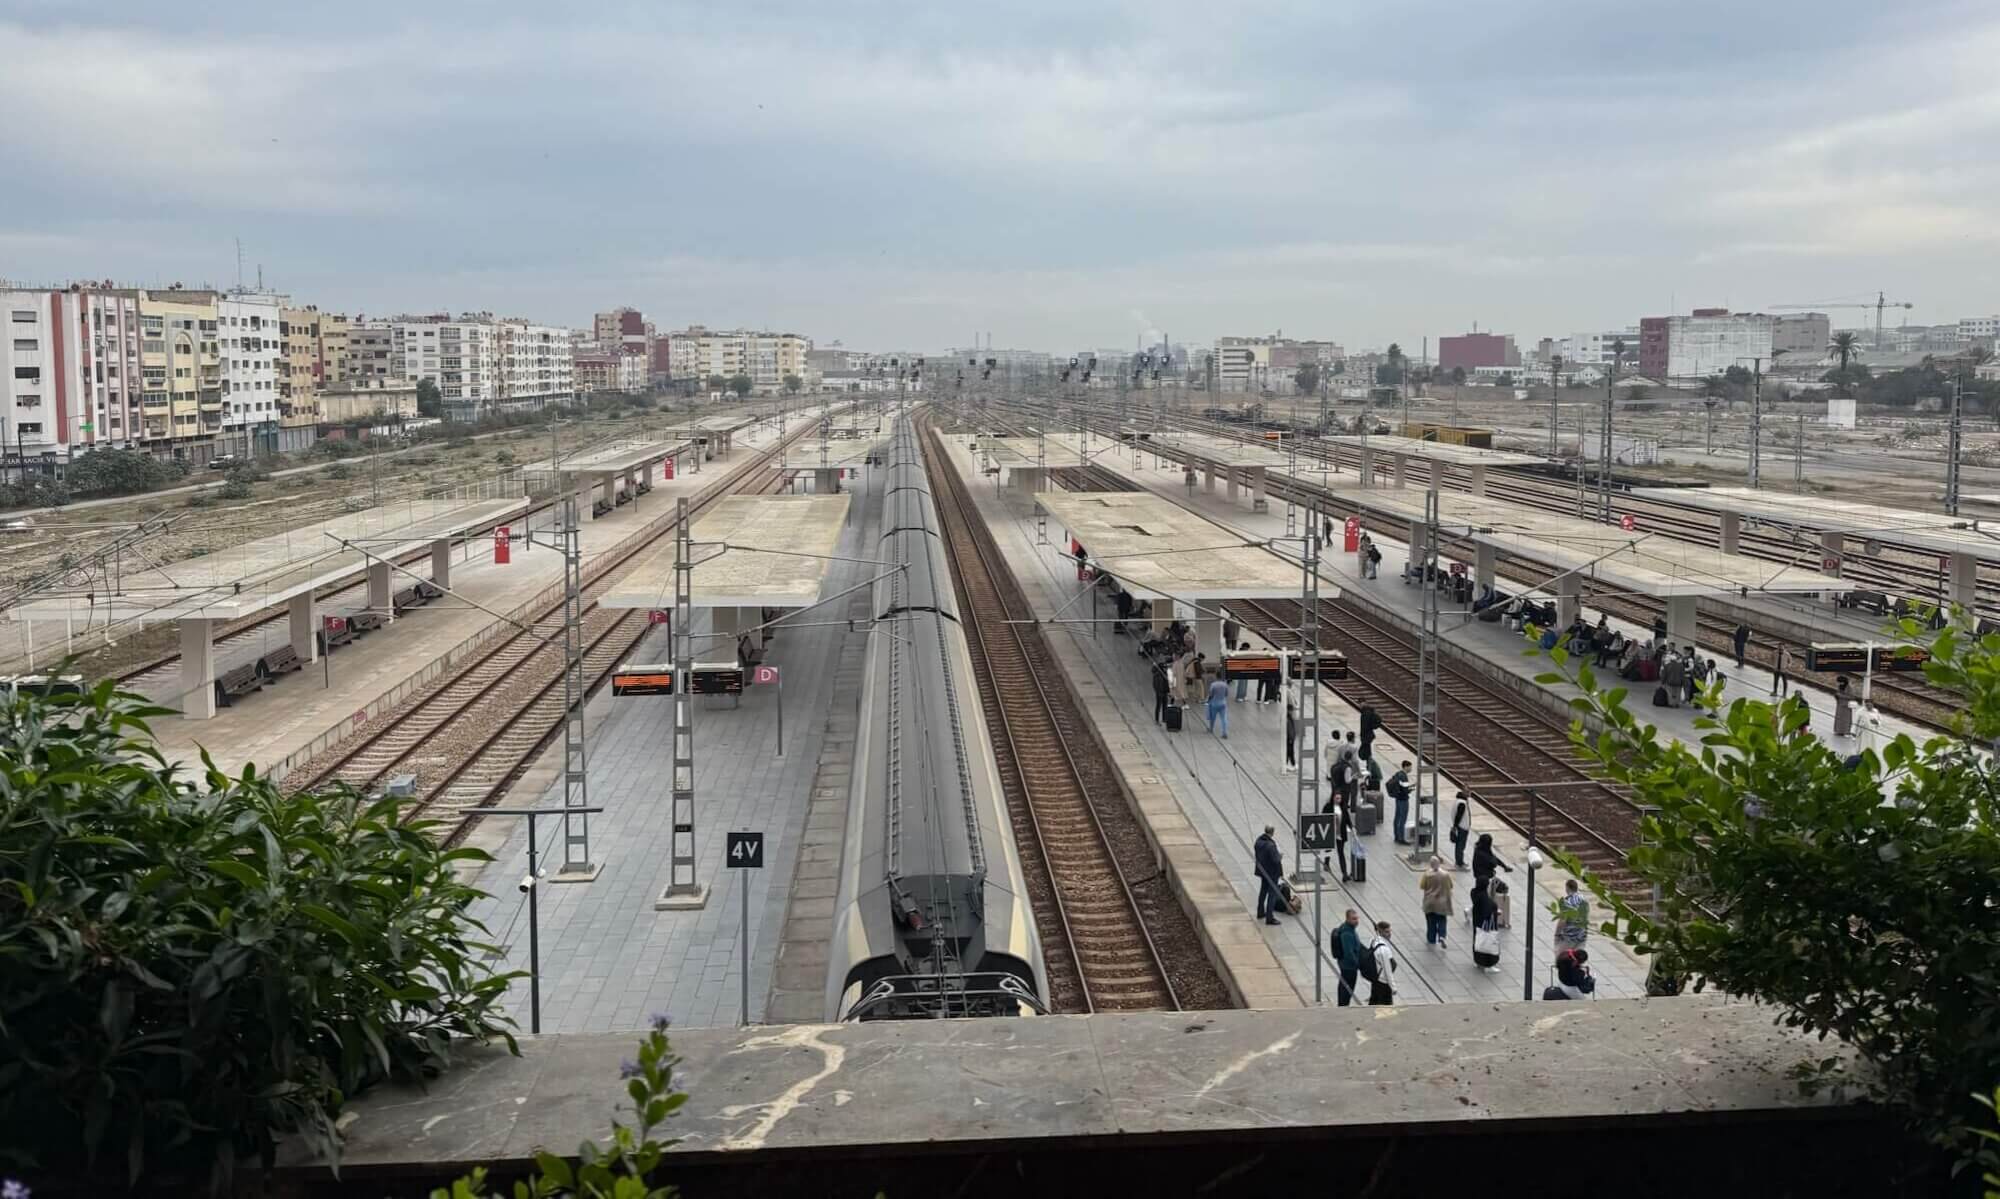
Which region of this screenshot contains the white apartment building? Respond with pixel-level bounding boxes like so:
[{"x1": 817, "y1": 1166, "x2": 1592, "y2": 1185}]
[
  {"x1": 666, "y1": 327, "x2": 808, "y2": 393},
  {"x1": 1956, "y1": 315, "x2": 1999, "y2": 345},
  {"x1": 1213, "y1": 335, "x2": 1340, "y2": 392},
  {"x1": 217, "y1": 292, "x2": 285, "y2": 433},
  {"x1": 1553, "y1": 329, "x2": 1641, "y2": 367},
  {"x1": 493, "y1": 320, "x2": 574, "y2": 409},
  {"x1": 390, "y1": 318, "x2": 495, "y2": 419},
  {"x1": 1665, "y1": 312, "x2": 1775, "y2": 382}
]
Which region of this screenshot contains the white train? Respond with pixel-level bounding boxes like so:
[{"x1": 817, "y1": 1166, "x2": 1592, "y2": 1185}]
[{"x1": 825, "y1": 410, "x2": 1048, "y2": 1019}]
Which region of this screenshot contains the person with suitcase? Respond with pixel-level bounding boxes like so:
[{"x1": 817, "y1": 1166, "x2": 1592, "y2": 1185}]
[
  {"x1": 1151, "y1": 658, "x2": 1172, "y2": 726},
  {"x1": 1253, "y1": 825, "x2": 1284, "y2": 926}
]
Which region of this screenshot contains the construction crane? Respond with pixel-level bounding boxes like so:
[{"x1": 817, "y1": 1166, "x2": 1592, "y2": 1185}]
[{"x1": 1771, "y1": 291, "x2": 1914, "y2": 352}]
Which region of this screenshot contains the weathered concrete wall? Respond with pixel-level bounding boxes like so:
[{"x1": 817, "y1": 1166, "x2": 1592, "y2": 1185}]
[{"x1": 263, "y1": 998, "x2": 1888, "y2": 1198}]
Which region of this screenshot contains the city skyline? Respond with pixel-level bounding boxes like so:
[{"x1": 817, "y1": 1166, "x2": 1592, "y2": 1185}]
[{"x1": 2, "y1": 1, "x2": 1996, "y2": 351}]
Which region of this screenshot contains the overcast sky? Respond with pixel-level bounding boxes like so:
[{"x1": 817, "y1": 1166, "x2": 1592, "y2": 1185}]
[{"x1": 2, "y1": 1, "x2": 1995, "y2": 353}]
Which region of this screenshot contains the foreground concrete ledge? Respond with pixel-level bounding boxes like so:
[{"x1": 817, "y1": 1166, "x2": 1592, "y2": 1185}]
[{"x1": 281, "y1": 996, "x2": 1850, "y2": 1177}]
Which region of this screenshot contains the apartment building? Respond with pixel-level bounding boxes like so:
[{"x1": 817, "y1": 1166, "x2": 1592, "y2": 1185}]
[
  {"x1": 574, "y1": 349, "x2": 647, "y2": 394},
  {"x1": 662, "y1": 327, "x2": 808, "y2": 393},
  {"x1": 347, "y1": 322, "x2": 394, "y2": 381},
  {"x1": 0, "y1": 286, "x2": 165, "y2": 471},
  {"x1": 493, "y1": 320, "x2": 574, "y2": 410},
  {"x1": 320, "y1": 376, "x2": 419, "y2": 424},
  {"x1": 1437, "y1": 331, "x2": 1519, "y2": 372},
  {"x1": 217, "y1": 292, "x2": 284, "y2": 436},
  {"x1": 1959, "y1": 315, "x2": 2000, "y2": 346},
  {"x1": 1551, "y1": 329, "x2": 1641, "y2": 367},
  {"x1": 279, "y1": 306, "x2": 325, "y2": 428},
  {"x1": 388, "y1": 317, "x2": 494, "y2": 419},
  {"x1": 315, "y1": 312, "x2": 350, "y2": 389},
  {"x1": 1772, "y1": 312, "x2": 1831, "y2": 358},
  {"x1": 1663, "y1": 310, "x2": 1775, "y2": 381},
  {"x1": 139, "y1": 290, "x2": 223, "y2": 450}
]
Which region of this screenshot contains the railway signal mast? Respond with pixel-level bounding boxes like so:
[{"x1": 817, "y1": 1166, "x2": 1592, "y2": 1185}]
[{"x1": 1295, "y1": 503, "x2": 1325, "y2": 1002}]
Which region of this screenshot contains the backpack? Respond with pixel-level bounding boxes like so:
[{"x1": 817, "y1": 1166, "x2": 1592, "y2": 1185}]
[
  {"x1": 1357, "y1": 941, "x2": 1381, "y2": 983},
  {"x1": 1652, "y1": 685, "x2": 1669, "y2": 707}
]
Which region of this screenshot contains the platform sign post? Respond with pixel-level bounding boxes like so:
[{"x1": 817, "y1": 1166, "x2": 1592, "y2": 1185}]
[
  {"x1": 728, "y1": 831, "x2": 764, "y2": 1027},
  {"x1": 1619, "y1": 514, "x2": 1635, "y2": 533},
  {"x1": 494, "y1": 525, "x2": 511, "y2": 565},
  {"x1": 1343, "y1": 515, "x2": 1360, "y2": 554},
  {"x1": 754, "y1": 664, "x2": 783, "y2": 756}
]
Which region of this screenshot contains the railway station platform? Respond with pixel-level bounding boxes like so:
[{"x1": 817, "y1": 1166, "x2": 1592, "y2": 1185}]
[
  {"x1": 5, "y1": 490, "x2": 531, "y2": 720},
  {"x1": 124, "y1": 419, "x2": 798, "y2": 777},
  {"x1": 1321, "y1": 433, "x2": 1543, "y2": 494},
  {"x1": 940, "y1": 434, "x2": 1934, "y2": 1008},
  {"x1": 452, "y1": 462, "x2": 882, "y2": 1032}
]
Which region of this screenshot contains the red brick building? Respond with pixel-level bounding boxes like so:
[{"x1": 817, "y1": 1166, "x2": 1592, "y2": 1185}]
[{"x1": 1437, "y1": 331, "x2": 1518, "y2": 372}]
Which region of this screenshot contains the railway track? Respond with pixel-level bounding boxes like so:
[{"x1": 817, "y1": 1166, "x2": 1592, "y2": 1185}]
[
  {"x1": 282, "y1": 447, "x2": 795, "y2": 839},
  {"x1": 922, "y1": 419, "x2": 1228, "y2": 1014}
]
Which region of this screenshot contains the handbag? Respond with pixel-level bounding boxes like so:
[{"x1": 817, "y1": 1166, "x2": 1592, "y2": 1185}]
[{"x1": 1473, "y1": 926, "x2": 1501, "y2": 957}]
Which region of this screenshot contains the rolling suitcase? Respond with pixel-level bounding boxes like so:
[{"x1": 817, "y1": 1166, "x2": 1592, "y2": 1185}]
[{"x1": 1164, "y1": 699, "x2": 1184, "y2": 732}]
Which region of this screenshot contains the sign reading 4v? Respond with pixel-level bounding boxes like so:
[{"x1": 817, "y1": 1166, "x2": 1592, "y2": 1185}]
[
  {"x1": 1301, "y1": 816, "x2": 1339, "y2": 852},
  {"x1": 726, "y1": 831, "x2": 765, "y2": 869}
]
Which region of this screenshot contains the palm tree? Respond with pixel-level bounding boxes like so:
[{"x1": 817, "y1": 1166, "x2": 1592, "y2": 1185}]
[
  {"x1": 1450, "y1": 365, "x2": 1467, "y2": 386},
  {"x1": 1828, "y1": 331, "x2": 1862, "y2": 397}
]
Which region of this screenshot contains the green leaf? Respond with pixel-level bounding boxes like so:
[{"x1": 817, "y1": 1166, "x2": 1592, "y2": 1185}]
[
  {"x1": 534, "y1": 1151, "x2": 575, "y2": 1187},
  {"x1": 205, "y1": 858, "x2": 265, "y2": 888},
  {"x1": 299, "y1": 903, "x2": 366, "y2": 947}
]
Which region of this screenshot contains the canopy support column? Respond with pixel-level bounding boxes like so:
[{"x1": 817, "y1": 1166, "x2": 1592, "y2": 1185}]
[{"x1": 179, "y1": 618, "x2": 217, "y2": 721}]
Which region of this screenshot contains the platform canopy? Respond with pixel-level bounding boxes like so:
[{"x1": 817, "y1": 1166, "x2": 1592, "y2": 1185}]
[
  {"x1": 4, "y1": 494, "x2": 529, "y2": 624},
  {"x1": 1329, "y1": 487, "x2": 1846, "y2": 596},
  {"x1": 978, "y1": 437, "x2": 1091, "y2": 467},
  {"x1": 522, "y1": 437, "x2": 688, "y2": 478},
  {"x1": 1035, "y1": 491, "x2": 1322, "y2": 600},
  {"x1": 601, "y1": 494, "x2": 852, "y2": 610},
  {"x1": 1139, "y1": 432, "x2": 1292, "y2": 467},
  {"x1": 786, "y1": 438, "x2": 885, "y2": 468},
  {"x1": 1322, "y1": 435, "x2": 1544, "y2": 468},
  {"x1": 1630, "y1": 486, "x2": 2000, "y2": 566}
]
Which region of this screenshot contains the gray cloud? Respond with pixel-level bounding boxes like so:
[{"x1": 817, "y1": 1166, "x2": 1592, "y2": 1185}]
[{"x1": 1, "y1": 0, "x2": 1995, "y2": 350}]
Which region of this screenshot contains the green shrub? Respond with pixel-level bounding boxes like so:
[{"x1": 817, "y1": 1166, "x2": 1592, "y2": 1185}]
[
  {"x1": 216, "y1": 478, "x2": 254, "y2": 500},
  {"x1": 65, "y1": 448, "x2": 175, "y2": 497},
  {"x1": 326, "y1": 462, "x2": 354, "y2": 480},
  {"x1": 0, "y1": 685, "x2": 518, "y2": 1190},
  {"x1": 493, "y1": 449, "x2": 516, "y2": 467}
]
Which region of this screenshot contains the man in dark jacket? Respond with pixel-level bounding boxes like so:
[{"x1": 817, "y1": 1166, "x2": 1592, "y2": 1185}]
[
  {"x1": 1358, "y1": 706, "x2": 1382, "y2": 761},
  {"x1": 1254, "y1": 826, "x2": 1284, "y2": 926},
  {"x1": 1334, "y1": 909, "x2": 1365, "y2": 1006},
  {"x1": 1732, "y1": 623, "x2": 1750, "y2": 669},
  {"x1": 1386, "y1": 760, "x2": 1413, "y2": 845},
  {"x1": 1151, "y1": 659, "x2": 1171, "y2": 725}
]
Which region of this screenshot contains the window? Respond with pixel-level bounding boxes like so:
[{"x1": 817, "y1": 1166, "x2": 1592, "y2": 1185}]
[
  {"x1": 14, "y1": 367, "x2": 39, "y2": 381},
  {"x1": 9, "y1": 310, "x2": 35, "y2": 324},
  {"x1": 15, "y1": 395, "x2": 41, "y2": 407},
  {"x1": 17, "y1": 423, "x2": 41, "y2": 435},
  {"x1": 11, "y1": 335, "x2": 41, "y2": 352}
]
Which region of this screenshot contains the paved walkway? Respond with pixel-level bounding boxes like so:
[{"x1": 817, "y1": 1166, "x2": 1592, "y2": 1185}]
[{"x1": 458, "y1": 462, "x2": 874, "y2": 1033}]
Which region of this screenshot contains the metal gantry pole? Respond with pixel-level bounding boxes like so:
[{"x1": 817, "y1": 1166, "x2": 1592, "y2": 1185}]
[
  {"x1": 559, "y1": 491, "x2": 594, "y2": 874},
  {"x1": 1035, "y1": 415, "x2": 1048, "y2": 546},
  {"x1": 1945, "y1": 378, "x2": 1964, "y2": 517},
  {"x1": 1547, "y1": 358, "x2": 1562, "y2": 460},
  {"x1": 1748, "y1": 362, "x2": 1763, "y2": 489},
  {"x1": 1794, "y1": 413, "x2": 1806, "y2": 489},
  {"x1": 1297, "y1": 502, "x2": 1323, "y2": 1003},
  {"x1": 1598, "y1": 362, "x2": 1615, "y2": 523},
  {"x1": 666, "y1": 496, "x2": 702, "y2": 901},
  {"x1": 1411, "y1": 488, "x2": 1441, "y2": 864}
]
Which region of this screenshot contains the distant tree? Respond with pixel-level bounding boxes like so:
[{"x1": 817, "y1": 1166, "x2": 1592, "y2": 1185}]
[
  {"x1": 1829, "y1": 331, "x2": 1863, "y2": 396},
  {"x1": 1494, "y1": 372, "x2": 1514, "y2": 388},
  {"x1": 1702, "y1": 374, "x2": 1727, "y2": 399},
  {"x1": 65, "y1": 448, "x2": 173, "y2": 497},
  {"x1": 1723, "y1": 364, "x2": 1753, "y2": 386},
  {"x1": 1293, "y1": 363, "x2": 1319, "y2": 395},
  {"x1": 1450, "y1": 365, "x2": 1467, "y2": 386},
  {"x1": 1331, "y1": 360, "x2": 1346, "y2": 377},
  {"x1": 728, "y1": 373, "x2": 752, "y2": 398},
  {"x1": 415, "y1": 377, "x2": 442, "y2": 418},
  {"x1": 783, "y1": 373, "x2": 802, "y2": 394},
  {"x1": 706, "y1": 373, "x2": 727, "y2": 394}
]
